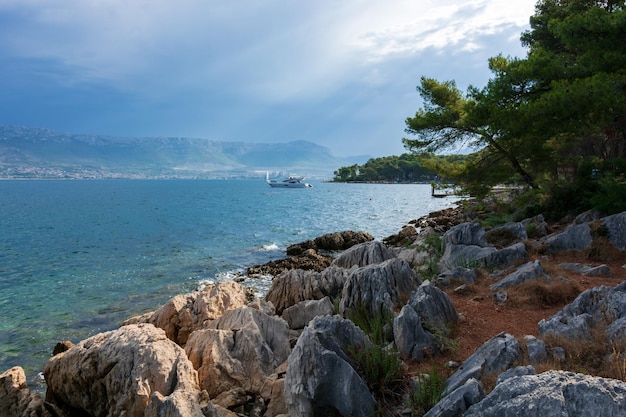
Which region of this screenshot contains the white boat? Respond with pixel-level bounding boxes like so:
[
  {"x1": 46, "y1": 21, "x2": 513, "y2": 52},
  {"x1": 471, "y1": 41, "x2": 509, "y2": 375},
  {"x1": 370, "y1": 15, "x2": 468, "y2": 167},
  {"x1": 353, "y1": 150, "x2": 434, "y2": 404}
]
[{"x1": 266, "y1": 173, "x2": 312, "y2": 188}]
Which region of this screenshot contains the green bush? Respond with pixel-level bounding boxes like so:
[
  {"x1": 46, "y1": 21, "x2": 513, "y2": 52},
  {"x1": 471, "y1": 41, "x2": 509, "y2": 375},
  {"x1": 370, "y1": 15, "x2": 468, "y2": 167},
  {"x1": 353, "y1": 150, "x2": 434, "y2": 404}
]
[
  {"x1": 346, "y1": 304, "x2": 394, "y2": 346},
  {"x1": 416, "y1": 232, "x2": 444, "y2": 280},
  {"x1": 347, "y1": 344, "x2": 404, "y2": 399},
  {"x1": 590, "y1": 175, "x2": 626, "y2": 215},
  {"x1": 411, "y1": 365, "x2": 446, "y2": 416}
]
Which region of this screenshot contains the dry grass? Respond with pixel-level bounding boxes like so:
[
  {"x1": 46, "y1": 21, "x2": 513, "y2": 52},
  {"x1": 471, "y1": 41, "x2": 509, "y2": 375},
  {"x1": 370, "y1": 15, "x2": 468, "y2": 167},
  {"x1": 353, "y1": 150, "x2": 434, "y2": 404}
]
[
  {"x1": 505, "y1": 278, "x2": 582, "y2": 308},
  {"x1": 541, "y1": 325, "x2": 626, "y2": 381}
]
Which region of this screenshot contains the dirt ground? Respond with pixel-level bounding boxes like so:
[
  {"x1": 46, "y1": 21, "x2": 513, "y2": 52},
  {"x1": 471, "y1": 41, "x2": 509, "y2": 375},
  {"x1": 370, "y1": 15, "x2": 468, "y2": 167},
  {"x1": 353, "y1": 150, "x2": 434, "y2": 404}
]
[{"x1": 412, "y1": 249, "x2": 626, "y2": 377}]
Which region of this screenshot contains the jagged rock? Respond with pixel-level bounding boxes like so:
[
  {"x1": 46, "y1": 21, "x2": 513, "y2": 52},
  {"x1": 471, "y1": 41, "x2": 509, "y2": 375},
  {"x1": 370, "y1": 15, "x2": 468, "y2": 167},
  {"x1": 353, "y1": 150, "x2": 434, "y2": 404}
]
[
  {"x1": 0, "y1": 366, "x2": 53, "y2": 417},
  {"x1": 443, "y1": 333, "x2": 521, "y2": 396},
  {"x1": 495, "y1": 365, "x2": 536, "y2": 385},
  {"x1": 486, "y1": 222, "x2": 528, "y2": 246},
  {"x1": 284, "y1": 315, "x2": 377, "y2": 417},
  {"x1": 442, "y1": 222, "x2": 488, "y2": 247},
  {"x1": 607, "y1": 316, "x2": 626, "y2": 342},
  {"x1": 423, "y1": 378, "x2": 484, "y2": 417},
  {"x1": 559, "y1": 262, "x2": 612, "y2": 277},
  {"x1": 265, "y1": 265, "x2": 352, "y2": 315},
  {"x1": 52, "y1": 340, "x2": 74, "y2": 356},
  {"x1": 439, "y1": 221, "x2": 527, "y2": 271},
  {"x1": 523, "y1": 335, "x2": 548, "y2": 364},
  {"x1": 383, "y1": 225, "x2": 418, "y2": 247},
  {"x1": 211, "y1": 387, "x2": 249, "y2": 409},
  {"x1": 339, "y1": 258, "x2": 421, "y2": 317},
  {"x1": 281, "y1": 297, "x2": 335, "y2": 330},
  {"x1": 440, "y1": 244, "x2": 497, "y2": 270},
  {"x1": 521, "y1": 214, "x2": 549, "y2": 237},
  {"x1": 44, "y1": 323, "x2": 209, "y2": 417},
  {"x1": 392, "y1": 246, "x2": 429, "y2": 268},
  {"x1": 575, "y1": 209, "x2": 603, "y2": 224},
  {"x1": 260, "y1": 361, "x2": 288, "y2": 417},
  {"x1": 144, "y1": 390, "x2": 213, "y2": 417},
  {"x1": 408, "y1": 281, "x2": 458, "y2": 336},
  {"x1": 538, "y1": 281, "x2": 626, "y2": 340},
  {"x1": 484, "y1": 242, "x2": 529, "y2": 268},
  {"x1": 247, "y1": 249, "x2": 334, "y2": 276},
  {"x1": 490, "y1": 260, "x2": 552, "y2": 291},
  {"x1": 410, "y1": 207, "x2": 474, "y2": 233},
  {"x1": 185, "y1": 307, "x2": 291, "y2": 398},
  {"x1": 247, "y1": 298, "x2": 276, "y2": 316},
  {"x1": 331, "y1": 241, "x2": 396, "y2": 269},
  {"x1": 464, "y1": 370, "x2": 626, "y2": 417},
  {"x1": 286, "y1": 231, "x2": 374, "y2": 255},
  {"x1": 393, "y1": 304, "x2": 439, "y2": 361},
  {"x1": 437, "y1": 267, "x2": 477, "y2": 287},
  {"x1": 122, "y1": 281, "x2": 252, "y2": 347},
  {"x1": 540, "y1": 223, "x2": 593, "y2": 253},
  {"x1": 602, "y1": 211, "x2": 626, "y2": 250}
]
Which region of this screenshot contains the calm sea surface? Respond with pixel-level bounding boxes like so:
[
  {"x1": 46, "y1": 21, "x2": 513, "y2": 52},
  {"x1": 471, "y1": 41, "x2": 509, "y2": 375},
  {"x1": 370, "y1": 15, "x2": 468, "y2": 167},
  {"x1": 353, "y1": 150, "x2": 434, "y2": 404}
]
[{"x1": 0, "y1": 179, "x2": 455, "y2": 384}]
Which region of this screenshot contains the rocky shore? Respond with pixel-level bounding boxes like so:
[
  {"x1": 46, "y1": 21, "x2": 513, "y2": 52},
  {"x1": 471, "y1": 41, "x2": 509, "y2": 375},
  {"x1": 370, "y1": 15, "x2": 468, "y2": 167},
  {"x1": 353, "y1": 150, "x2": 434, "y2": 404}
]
[{"x1": 3, "y1": 206, "x2": 626, "y2": 416}]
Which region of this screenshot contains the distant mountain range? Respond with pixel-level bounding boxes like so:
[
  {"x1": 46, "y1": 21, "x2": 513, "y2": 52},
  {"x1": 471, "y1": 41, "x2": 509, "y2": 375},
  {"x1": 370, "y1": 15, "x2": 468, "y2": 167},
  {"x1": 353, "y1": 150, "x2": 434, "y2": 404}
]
[{"x1": 0, "y1": 126, "x2": 368, "y2": 179}]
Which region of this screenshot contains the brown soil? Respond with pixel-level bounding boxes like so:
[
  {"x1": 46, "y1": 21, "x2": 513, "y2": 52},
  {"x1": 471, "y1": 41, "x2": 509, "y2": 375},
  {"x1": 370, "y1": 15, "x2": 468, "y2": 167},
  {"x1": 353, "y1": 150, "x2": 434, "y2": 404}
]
[{"x1": 412, "y1": 250, "x2": 626, "y2": 377}]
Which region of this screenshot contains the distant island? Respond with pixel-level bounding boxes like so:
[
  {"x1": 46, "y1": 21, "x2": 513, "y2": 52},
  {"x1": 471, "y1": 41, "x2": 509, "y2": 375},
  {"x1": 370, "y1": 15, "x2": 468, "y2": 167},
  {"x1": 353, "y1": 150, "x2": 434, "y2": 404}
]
[{"x1": 0, "y1": 126, "x2": 364, "y2": 180}]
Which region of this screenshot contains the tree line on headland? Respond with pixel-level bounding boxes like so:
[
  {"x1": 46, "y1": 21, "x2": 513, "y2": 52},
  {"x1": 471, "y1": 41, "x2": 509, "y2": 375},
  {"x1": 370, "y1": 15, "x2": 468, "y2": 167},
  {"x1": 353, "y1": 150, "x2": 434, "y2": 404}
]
[
  {"x1": 335, "y1": 0, "x2": 626, "y2": 221},
  {"x1": 332, "y1": 153, "x2": 468, "y2": 183}
]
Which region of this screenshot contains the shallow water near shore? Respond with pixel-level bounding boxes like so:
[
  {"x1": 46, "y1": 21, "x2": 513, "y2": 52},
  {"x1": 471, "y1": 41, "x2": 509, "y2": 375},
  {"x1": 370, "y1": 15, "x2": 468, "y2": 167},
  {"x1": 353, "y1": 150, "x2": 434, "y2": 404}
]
[{"x1": 0, "y1": 179, "x2": 455, "y2": 384}]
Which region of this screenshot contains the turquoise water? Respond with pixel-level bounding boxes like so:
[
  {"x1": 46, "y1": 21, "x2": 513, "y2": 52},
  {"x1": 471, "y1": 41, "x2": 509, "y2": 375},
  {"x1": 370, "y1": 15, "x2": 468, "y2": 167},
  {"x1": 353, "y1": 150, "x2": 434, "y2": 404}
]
[{"x1": 0, "y1": 179, "x2": 455, "y2": 383}]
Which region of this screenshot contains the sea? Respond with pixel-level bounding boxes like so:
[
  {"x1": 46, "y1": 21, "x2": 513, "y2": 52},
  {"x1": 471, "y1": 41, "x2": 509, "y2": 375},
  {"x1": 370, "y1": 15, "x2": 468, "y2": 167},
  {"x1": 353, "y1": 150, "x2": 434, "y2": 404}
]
[{"x1": 0, "y1": 179, "x2": 456, "y2": 387}]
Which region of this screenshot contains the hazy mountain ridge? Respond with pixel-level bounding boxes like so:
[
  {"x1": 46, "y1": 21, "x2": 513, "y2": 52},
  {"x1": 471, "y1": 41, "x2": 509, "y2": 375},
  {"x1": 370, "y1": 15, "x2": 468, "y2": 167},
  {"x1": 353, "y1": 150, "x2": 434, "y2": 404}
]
[{"x1": 0, "y1": 126, "x2": 353, "y2": 179}]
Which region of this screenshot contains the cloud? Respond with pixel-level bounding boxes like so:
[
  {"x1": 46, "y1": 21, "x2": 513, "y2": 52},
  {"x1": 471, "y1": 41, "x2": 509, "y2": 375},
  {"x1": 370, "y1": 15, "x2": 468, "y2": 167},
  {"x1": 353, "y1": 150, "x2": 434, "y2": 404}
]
[{"x1": 0, "y1": 0, "x2": 537, "y2": 157}]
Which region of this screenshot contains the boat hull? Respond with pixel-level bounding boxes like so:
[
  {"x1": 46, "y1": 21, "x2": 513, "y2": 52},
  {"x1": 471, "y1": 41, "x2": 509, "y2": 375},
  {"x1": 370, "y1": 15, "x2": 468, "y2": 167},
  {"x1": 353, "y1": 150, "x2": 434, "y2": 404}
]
[{"x1": 267, "y1": 182, "x2": 311, "y2": 188}]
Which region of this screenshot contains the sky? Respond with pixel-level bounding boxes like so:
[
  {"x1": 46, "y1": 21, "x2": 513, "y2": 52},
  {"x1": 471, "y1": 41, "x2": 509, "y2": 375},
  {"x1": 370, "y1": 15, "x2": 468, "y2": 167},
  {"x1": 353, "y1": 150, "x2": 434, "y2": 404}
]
[{"x1": 0, "y1": 0, "x2": 538, "y2": 158}]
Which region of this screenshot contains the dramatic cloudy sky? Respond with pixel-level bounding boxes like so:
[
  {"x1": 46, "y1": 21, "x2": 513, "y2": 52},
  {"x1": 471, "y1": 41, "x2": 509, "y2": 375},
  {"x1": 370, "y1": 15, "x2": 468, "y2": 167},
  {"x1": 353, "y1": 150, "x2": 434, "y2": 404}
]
[{"x1": 0, "y1": 0, "x2": 537, "y2": 158}]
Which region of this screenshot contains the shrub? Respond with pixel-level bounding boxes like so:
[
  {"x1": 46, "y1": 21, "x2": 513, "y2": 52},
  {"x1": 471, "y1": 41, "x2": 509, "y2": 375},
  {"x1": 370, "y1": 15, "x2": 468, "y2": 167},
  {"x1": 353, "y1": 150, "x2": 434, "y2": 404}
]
[
  {"x1": 346, "y1": 304, "x2": 394, "y2": 346},
  {"x1": 506, "y1": 279, "x2": 581, "y2": 308},
  {"x1": 543, "y1": 325, "x2": 626, "y2": 381},
  {"x1": 347, "y1": 344, "x2": 404, "y2": 401},
  {"x1": 410, "y1": 365, "x2": 446, "y2": 416}
]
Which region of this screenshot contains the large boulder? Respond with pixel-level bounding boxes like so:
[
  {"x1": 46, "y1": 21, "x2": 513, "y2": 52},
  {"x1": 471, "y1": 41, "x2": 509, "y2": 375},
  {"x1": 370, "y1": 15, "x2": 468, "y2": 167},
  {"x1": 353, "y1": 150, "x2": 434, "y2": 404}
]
[
  {"x1": 440, "y1": 244, "x2": 497, "y2": 271},
  {"x1": 123, "y1": 281, "x2": 252, "y2": 346},
  {"x1": 439, "y1": 222, "x2": 528, "y2": 271},
  {"x1": 282, "y1": 297, "x2": 335, "y2": 330},
  {"x1": 185, "y1": 307, "x2": 291, "y2": 398},
  {"x1": 464, "y1": 370, "x2": 626, "y2": 417},
  {"x1": 437, "y1": 267, "x2": 477, "y2": 287},
  {"x1": 484, "y1": 242, "x2": 529, "y2": 268},
  {"x1": 265, "y1": 265, "x2": 352, "y2": 315},
  {"x1": 540, "y1": 223, "x2": 593, "y2": 253},
  {"x1": 286, "y1": 230, "x2": 374, "y2": 255},
  {"x1": 284, "y1": 315, "x2": 377, "y2": 417},
  {"x1": 246, "y1": 249, "x2": 333, "y2": 276},
  {"x1": 393, "y1": 304, "x2": 439, "y2": 361},
  {"x1": 339, "y1": 258, "x2": 421, "y2": 317},
  {"x1": 423, "y1": 378, "x2": 484, "y2": 417},
  {"x1": 383, "y1": 225, "x2": 418, "y2": 247},
  {"x1": 44, "y1": 323, "x2": 210, "y2": 417},
  {"x1": 538, "y1": 281, "x2": 626, "y2": 340},
  {"x1": 442, "y1": 333, "x2": 521, "y2": 396},
  {"x1": 331, "y1": 241, "x2": 395, "y2": 269},
  {"x1": 442, "y1": 222, "x2": 488, "y2": 247},
  {"x1": 489, "y1": 221, "x2": 528, "y2": 241},
  {"x1": 521, "y1": 214, "x2": 549, "y2": 237},
  {"x1": 490, "y1": 260, "x2": 552, "y2": 291},
  {"x1": 407, "y1": 281, "x2": 458, "y2": 336},
  {"x1": 0, "y1": 366, "x2": 53, "y2": 417},
  {"x1": 601, "y1": 211, "x2": 626, "y2": 250}
]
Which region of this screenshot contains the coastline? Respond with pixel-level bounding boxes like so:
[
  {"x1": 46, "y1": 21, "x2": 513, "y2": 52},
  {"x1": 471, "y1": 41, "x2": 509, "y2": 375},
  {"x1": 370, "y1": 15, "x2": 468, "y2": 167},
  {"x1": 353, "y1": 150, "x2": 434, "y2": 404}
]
[{"x1": 0, "y1": 201, "x2": 626, "y2": 416}]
